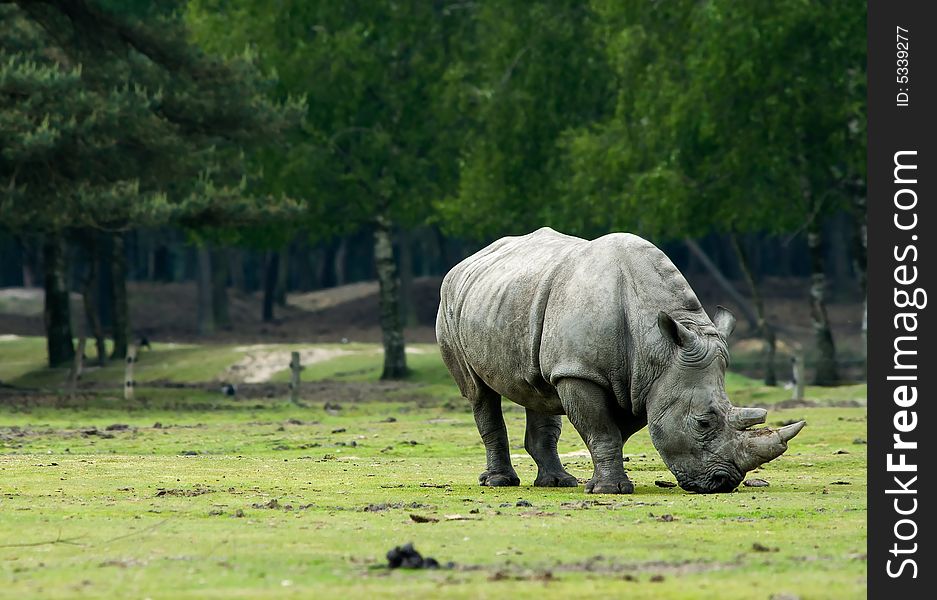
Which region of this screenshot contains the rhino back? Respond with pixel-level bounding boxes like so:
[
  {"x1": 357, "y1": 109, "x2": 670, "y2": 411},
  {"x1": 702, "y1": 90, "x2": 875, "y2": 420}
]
[
  {"x1": 437, "y1": 228, "x2": 708, "y2": 411},
  {"x1": 538, "y1": 233, "x2": 707, "y2": 400},
  {"x1": 437, "y1": 228, "x2": 585, "y2": 407}
]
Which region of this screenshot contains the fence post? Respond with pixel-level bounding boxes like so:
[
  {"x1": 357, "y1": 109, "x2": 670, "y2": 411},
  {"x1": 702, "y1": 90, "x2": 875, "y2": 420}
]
[
  {"x1": 67, "y1": 335, "x2": 86, "y2": 397},
  {"x1": 289, "y1": 351, "x2": 302, "y2": 404},
  {"x1": 791, "y1": 354, "x2": 806, "y2": 401},
  {"x1": 124, "y1": 342, "x2": 139, "y2": 401}
]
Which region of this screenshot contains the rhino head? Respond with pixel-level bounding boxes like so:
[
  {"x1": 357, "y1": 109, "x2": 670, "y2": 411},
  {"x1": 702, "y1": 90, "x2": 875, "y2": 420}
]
[{"x1": 647, "y1": 306, "x2": 805, "y2": 493}]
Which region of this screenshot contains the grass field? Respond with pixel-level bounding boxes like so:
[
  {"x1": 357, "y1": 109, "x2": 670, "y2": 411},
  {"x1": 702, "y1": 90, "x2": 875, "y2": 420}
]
[{"x1": 0, "y1": 337, "x2": 867, "y2": 599}]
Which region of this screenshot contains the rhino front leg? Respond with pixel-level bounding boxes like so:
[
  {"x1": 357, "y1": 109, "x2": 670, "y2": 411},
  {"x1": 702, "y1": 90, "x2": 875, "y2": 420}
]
[
  {"x1": 556, "y1": 378, "x2": 633, "y2": 494},
  {"x1": 472, "y1": 386, "x2": 520, "y2": 487},
  {"x1": 525, "y1": 409, "x2": 579, "y2": 487}
]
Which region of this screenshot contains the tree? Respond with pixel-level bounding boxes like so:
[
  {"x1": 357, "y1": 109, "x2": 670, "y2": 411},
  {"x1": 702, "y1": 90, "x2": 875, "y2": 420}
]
[
  {"x1": 189, "y1": 0, "x2": 472, "y2": 379},
  {"x1": 557, "y1": 0, "x2": 865, "y2": 385},
  {"x1": 434, "y1": 1, "x2": 614, "y2": 240},
  {"x1": 0, "y1": 1, "x2": 303, "y2": 366},
  {"x1": 430, "y1": 0, "x2": 863, "y2": 385}
]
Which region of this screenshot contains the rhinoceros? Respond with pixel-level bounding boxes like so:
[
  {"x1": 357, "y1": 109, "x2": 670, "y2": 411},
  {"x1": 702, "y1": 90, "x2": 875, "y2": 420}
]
[{"x1": 435, "y1": 227, "x2": 804, "y2": 494}]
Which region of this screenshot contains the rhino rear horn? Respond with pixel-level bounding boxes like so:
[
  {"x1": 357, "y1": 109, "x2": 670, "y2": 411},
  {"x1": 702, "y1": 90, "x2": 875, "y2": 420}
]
[
  {"x1": 657, "y1": 311, "x2": 696, "y2": 348},
  {"x1": 729, "y1": 407, "x2": 767, "y2": 429},
  {"x1": 713, "y1": 305, "x2": 737, "y2": 339}
]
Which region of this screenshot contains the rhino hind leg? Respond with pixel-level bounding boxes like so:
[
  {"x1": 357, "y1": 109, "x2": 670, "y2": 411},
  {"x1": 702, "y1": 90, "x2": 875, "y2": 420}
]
[
  {"x1": 556, "y1": 378, "x2": 634, "y2": 494},
  {"x1": 525, "y1": 409, "x2": 579, "y2": 487},
  {"x1": 471, "y1": 385, "x2": 520, "y2": 487}
]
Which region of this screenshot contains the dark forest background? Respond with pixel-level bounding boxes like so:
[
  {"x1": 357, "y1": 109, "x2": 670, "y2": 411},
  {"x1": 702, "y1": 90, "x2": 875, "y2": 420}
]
[{"x1": 0, "y1": 1, "x2": 866, "y2": 385}]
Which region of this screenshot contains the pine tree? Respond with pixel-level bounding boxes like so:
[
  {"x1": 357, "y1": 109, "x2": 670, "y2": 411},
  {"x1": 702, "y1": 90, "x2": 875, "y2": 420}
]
[{"x1": 0, "y1": 2, "x2": 303, "y2": 366}]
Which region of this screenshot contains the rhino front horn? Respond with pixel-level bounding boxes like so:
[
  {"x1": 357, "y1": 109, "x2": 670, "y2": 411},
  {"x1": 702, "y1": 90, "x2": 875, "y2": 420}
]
[
  {"x1": 743, "y1": 420, "x2": 807, "y2": 467},
  {"x1": 778, "y1": 420, "x2": 806, "y2": 442}
]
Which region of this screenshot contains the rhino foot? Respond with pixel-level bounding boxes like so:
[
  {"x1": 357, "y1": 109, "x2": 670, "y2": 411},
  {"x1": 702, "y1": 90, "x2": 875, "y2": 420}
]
[
  {"x1": 478, "y1": 471, "x2": 520, "y2": 487},
  {"x1": 534, "y1": 472, "x2": 580, "y2": 487},
  {"x1": 585, "y1": 477, "x2": 634, "y2": 494}
]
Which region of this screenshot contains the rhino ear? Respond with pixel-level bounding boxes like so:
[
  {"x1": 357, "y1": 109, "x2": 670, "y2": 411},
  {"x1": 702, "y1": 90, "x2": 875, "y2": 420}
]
[
  {"x1": 657, "y1": 311, "x2": 695, "y2": 348},
  {"x1": 713, "y1": 305, "x2": 737, "y2": 339}
]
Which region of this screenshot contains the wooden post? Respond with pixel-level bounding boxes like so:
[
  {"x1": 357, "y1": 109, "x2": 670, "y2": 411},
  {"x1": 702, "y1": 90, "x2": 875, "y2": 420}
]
[
  {"x1": 67, "y1": 335, "x2": 86, "y2": 397},
  {"x1": 791, "y1": 354, "x2": 806, "y2": 401},
  {"x1": 124, "y1": 342, "x2": 140, "y2": 401},
  {"x1": 289, "y1": 351, "x2": 302, "y2": 404}
]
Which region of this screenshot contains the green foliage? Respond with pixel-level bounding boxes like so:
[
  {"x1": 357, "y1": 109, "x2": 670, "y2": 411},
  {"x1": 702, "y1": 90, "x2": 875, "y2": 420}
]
[
  {"x1": 560, "y1": 0, "x2": 866, "y2": 239},
  {"x1": 2, "y1": 0, "x2": 866, "y2": 245},
  {"x1": 435, "y1": 1, "x2": 614, "y2": 239},
  {"x1": 430, "y1": 0, "x2": 865, "y2": 243},
  {"x1": 188, "y1": 1, "x2": 472, "y2": 238},
  {"x1": 0, "y1": 2, "x2": 304, "y2": 235}
]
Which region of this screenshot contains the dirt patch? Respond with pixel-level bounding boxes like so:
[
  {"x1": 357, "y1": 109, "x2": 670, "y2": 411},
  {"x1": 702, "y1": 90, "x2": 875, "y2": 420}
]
[
  {"x1": 362, "y1": 502, "x2": 432, "y2": 512},
  {"x1": 469, "y1": 557, "x2": 742, "y2": 581},
  {"x1": 82, "y1": 378, "x2": 423, "y2": 404},
  {"x1": 156, "y1": 487, "x2": 213, "y2": 497},
  {"x1": 224, "y1": 347, "x2": 356, "y2": 383},
  {"x1": 553, "y1": 557, "x2": 741, "y2": 576},
  {"x1": 288, "y1": 282, "x2": 381, "y2": 312},
  {"x1": 251, "y1": 498, "x2": 293, "y2": 510}
]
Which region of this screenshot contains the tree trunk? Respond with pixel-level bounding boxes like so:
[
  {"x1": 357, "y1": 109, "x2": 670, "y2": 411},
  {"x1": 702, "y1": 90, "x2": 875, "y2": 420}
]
[
  {"x1": 434, "y1": 225, "x2": 453, "y2": 273},
  {"x1": 850, "y1": 196, "x2": 868, "y2": 295},
  {"x1": 683, "y1": 238, "x2": 759, "y2": 330},
  {"x1": 110, "y1": 233, "x2": 129, "y2": 360},
  {"x1": 730, "y1": 234, "x2": 777, "y2": 386},
  {"x1": 828, "y1": 213, "x2": 852, "y2": 291},
  {"x1": 210, "y1": 247, "x2": 231, "y2": 330},
  {"x1": 333, "y1": 237, "x2": 348, "y2": 287},
  {"x1": 196, "y1": 246, "x2": 214, "y2": 336},
  {"x1": 262, "y1": 251, "x2": 279, "y2": 322},
  {"x1": 850, "y1": 191, "x2": 867, "y2": 376},
  {"x1": 807, "y1": 218, "x2": 839, "y2": 385},
  {"x1": 80, "y1": 235, "x2": 107, "y2": 366},
  {"x1": 275, "y1": 243, "x2": 289, "y2": 307},
  {"x1": 374, "y1": 213, "x2": 408, "y2": 379},
  {"x1": 43, "y1": 235, "x2": 75, "y2": 367},
  {"x1": 226, "y1": 249, "x2": 244, "y2": 293},
  {"x1": 145, "y1": 233, "x2": 156, "y2": 281},
  {"x1": 17, "y1": 236, "x2": 37, "y2": 288},
  {"x1": 312, "y1": 247, "x2": 326, "y2": 290},
  {"x1": 295, "y1": 242, "x2": 314, "y2": 291},
  {"x1": 397, "y1": 229, "x2": 417, "y2": 327}
]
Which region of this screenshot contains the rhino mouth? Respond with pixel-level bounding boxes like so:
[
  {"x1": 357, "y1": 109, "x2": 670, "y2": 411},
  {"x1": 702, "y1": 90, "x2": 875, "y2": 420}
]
[{"x1": 677, "y1": 468, "x2": 743, "y2": 494}]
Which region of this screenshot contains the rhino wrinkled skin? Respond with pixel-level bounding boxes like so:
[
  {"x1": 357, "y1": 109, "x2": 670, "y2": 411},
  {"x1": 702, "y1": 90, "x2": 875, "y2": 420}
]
[{"x1": 436, "y1": 227, "x2": 805, "y2": 494}]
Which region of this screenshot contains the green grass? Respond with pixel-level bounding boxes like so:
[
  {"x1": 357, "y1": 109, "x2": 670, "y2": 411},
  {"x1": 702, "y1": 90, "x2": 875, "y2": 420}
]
[{"x1": 0, "y1": 338, "x2": 867, "y2": 599}]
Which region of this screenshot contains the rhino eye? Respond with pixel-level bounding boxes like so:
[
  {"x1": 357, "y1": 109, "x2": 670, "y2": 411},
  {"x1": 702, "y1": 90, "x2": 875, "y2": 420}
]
[{"x1": 695, "y1": 417, "x2": 713, "y2": 429}]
